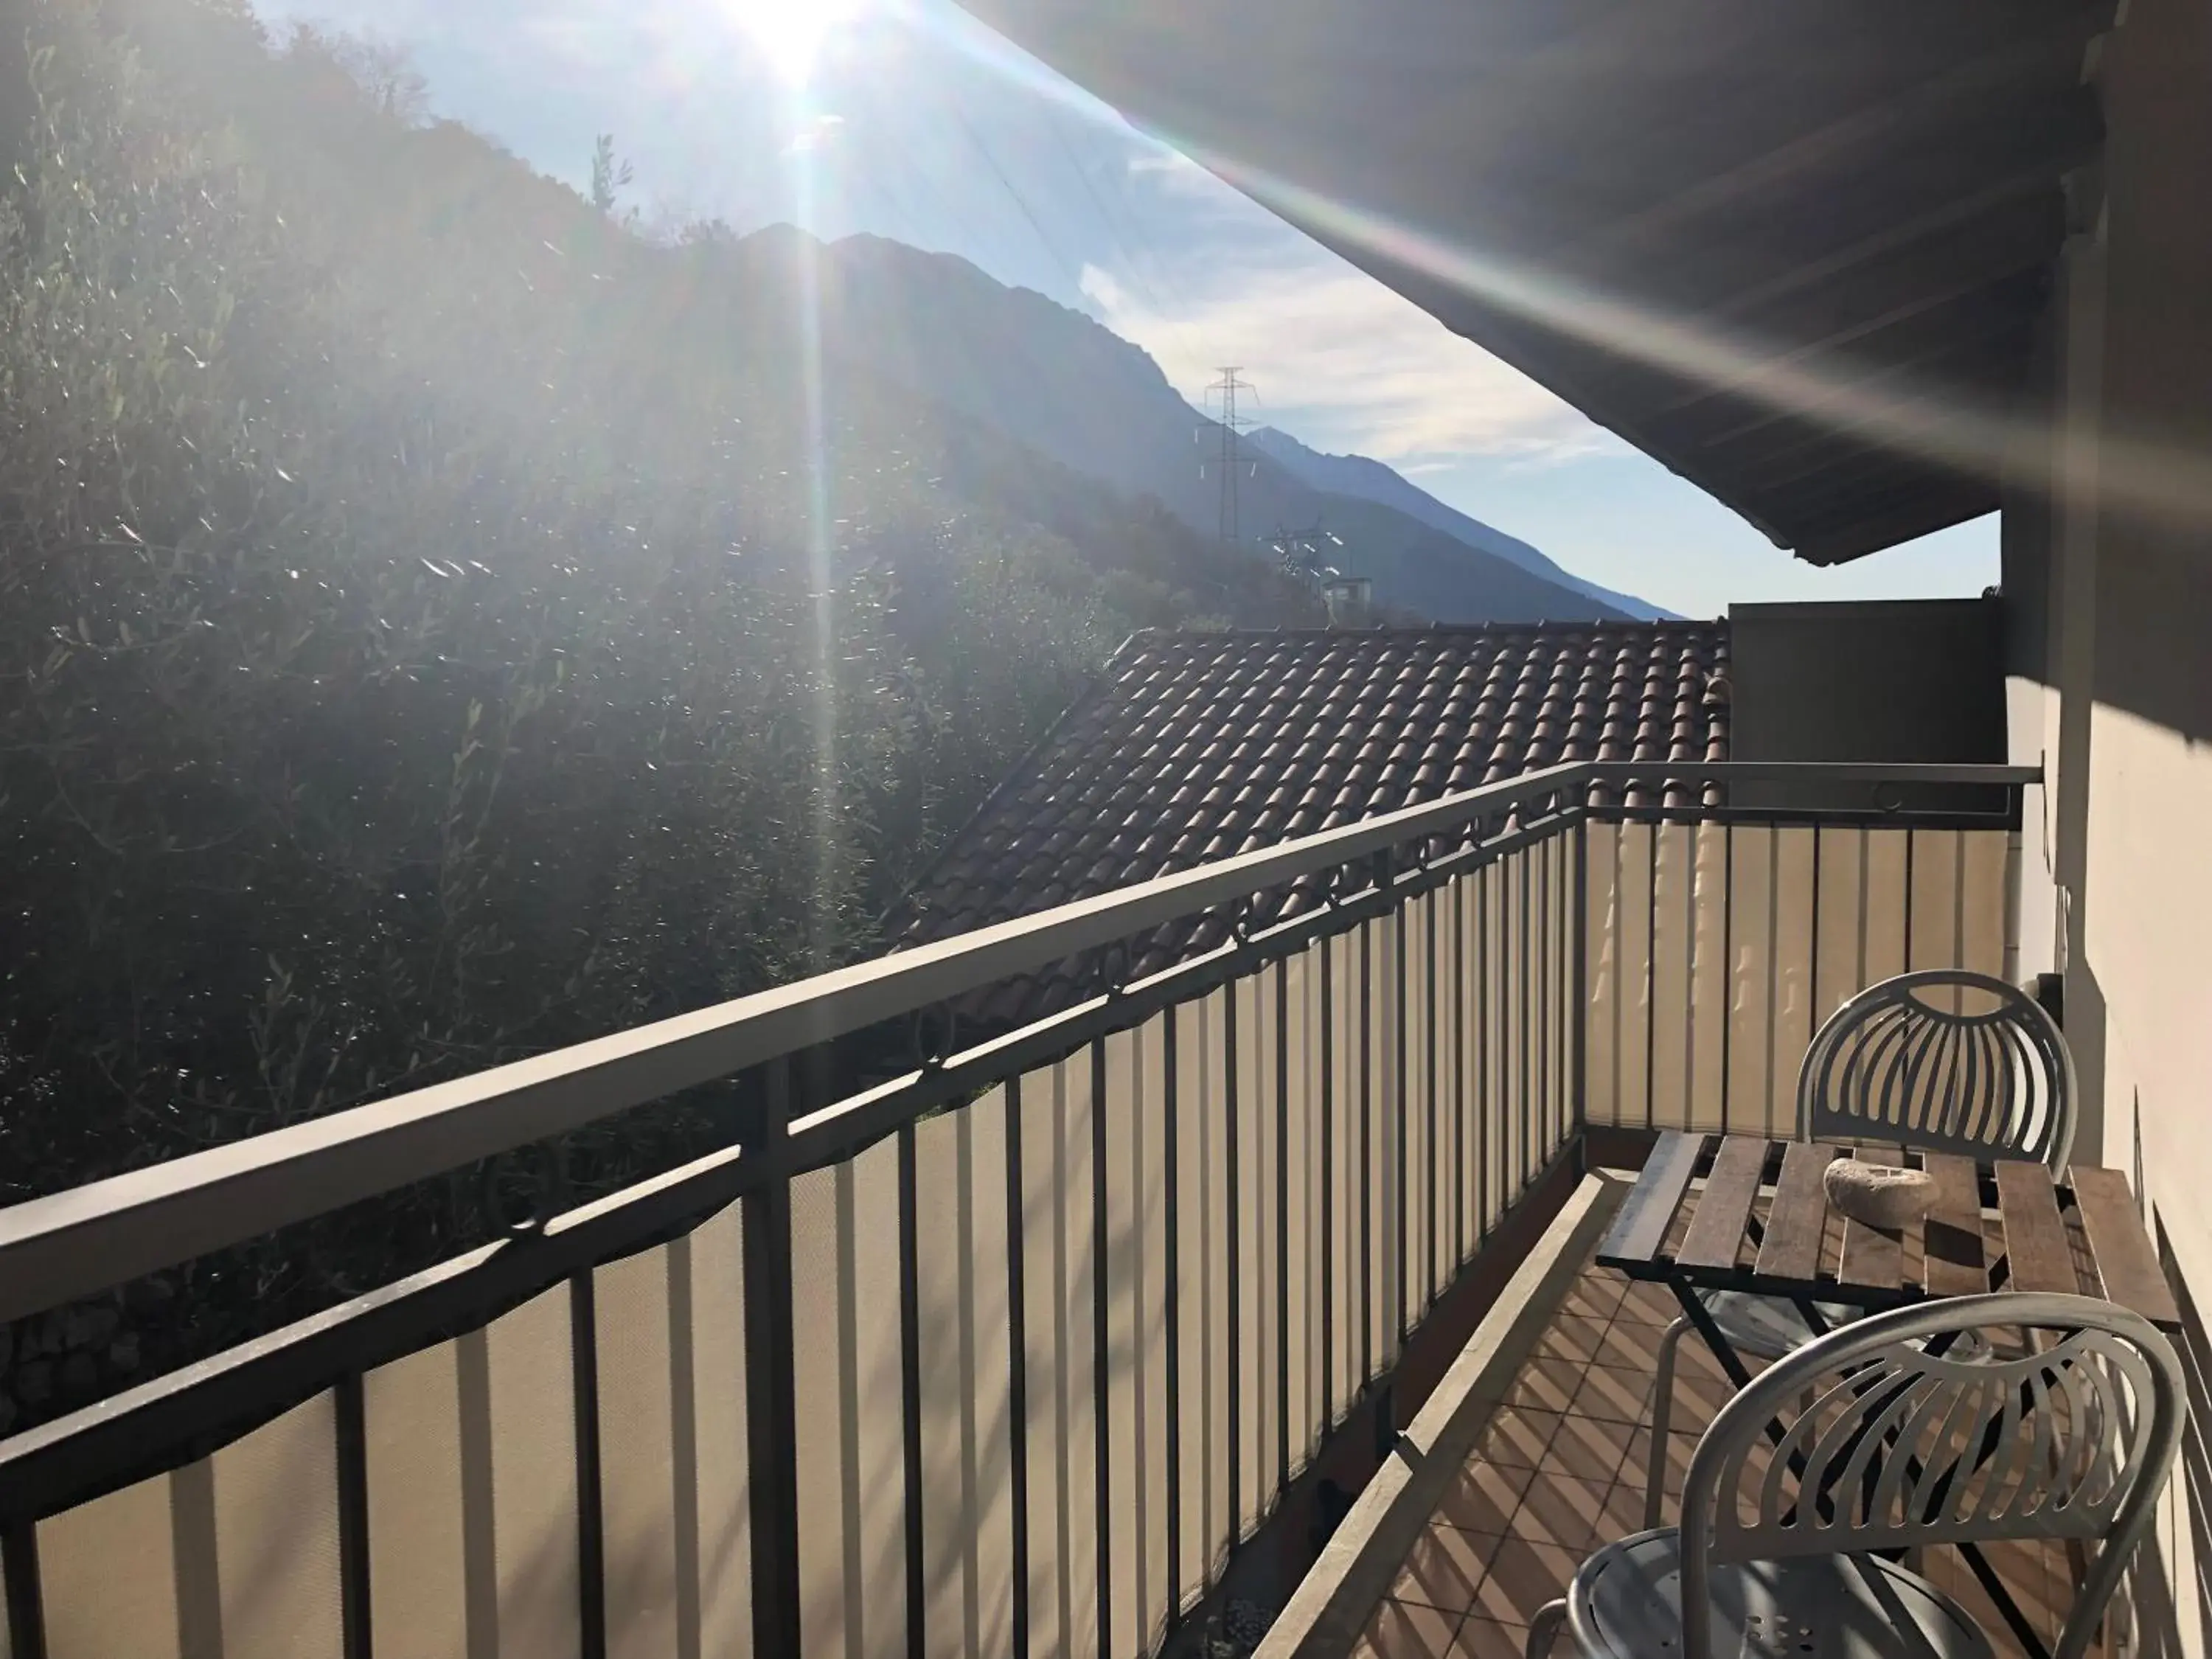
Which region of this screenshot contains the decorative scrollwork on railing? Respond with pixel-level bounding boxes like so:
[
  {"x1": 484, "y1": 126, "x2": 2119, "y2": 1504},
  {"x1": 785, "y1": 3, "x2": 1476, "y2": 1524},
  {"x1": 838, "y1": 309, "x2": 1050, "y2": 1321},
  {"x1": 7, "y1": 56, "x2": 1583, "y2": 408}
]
[
  {"x1": 1369, "y1": 846, "x2": 1395, "y2": 897},
  {"x1": 1321, "y1": 861, "x2": 1349, "y2": 910},
  {"x1": 477, "y1": 1141, "x2": 571, "y2": 1239},
  {"x1": 1084, "y1": 938, "x2": 1132, "y2": 1001},
  {"x1": 908, "y1": 1003, "x2": 960, "y2": 1073}
]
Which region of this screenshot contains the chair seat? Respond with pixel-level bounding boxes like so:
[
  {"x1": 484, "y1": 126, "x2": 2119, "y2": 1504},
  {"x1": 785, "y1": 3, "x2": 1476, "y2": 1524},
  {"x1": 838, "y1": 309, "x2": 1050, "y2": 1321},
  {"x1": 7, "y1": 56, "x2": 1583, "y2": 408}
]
[
  {"x1": 1568, "y1": 1529, "x2": 1994, "y2": 1659},
  {"x1": 1700, "y1": 1289, "x2": 1863, "y2": 1360}
]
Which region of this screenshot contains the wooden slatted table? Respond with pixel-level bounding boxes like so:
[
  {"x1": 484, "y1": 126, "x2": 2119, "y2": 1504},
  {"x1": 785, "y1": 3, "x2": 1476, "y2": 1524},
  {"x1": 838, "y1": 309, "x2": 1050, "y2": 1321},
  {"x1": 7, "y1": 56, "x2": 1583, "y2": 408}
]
[
  {"x1": 1598, "y1": 1130, "x2": 2180, "y2": 1336},
  {"x1": 1597, "y1": 1133, "x2": 2177, "y2": 1659}
]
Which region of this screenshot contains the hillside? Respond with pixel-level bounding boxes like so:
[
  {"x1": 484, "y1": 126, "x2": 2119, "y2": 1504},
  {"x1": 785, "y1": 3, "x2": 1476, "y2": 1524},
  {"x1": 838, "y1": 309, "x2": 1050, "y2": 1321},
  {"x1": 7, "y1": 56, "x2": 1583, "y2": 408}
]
[
  {"x1": 1243, "y1": 426, "x2": 1672, "y2": 619},
  {"x1": 725, "y1": 229, "x2": 1630, "y2": 623},
  {"x1": 0, "y1": 0, "x2": 1341, "y2": 1416}
]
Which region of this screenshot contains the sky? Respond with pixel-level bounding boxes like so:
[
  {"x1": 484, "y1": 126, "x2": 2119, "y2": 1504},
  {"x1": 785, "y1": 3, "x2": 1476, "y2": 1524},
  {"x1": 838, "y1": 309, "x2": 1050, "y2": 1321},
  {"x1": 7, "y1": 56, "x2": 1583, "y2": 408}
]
[{"x1": 255, "y1": 0, "x2": 2002, "y2": 620}]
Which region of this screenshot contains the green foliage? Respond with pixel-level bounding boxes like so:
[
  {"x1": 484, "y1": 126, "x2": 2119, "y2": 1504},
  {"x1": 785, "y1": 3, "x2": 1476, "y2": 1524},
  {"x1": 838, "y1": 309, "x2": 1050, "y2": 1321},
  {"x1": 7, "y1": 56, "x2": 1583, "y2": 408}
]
[
  {"x1": 588, "y1": 131, "x2": 631, "y2": 218},
  {"x1": 0, "y1": 0, "x2": 1318, "y2": 1300}
]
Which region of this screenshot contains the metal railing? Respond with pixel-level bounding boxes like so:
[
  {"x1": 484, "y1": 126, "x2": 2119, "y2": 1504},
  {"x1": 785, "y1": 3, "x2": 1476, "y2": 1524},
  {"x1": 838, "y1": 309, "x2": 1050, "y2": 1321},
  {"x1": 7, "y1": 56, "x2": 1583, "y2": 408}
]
[
  {"x1": 0, "y1": 760, "x2": 2034, "y2": 1659},
  {"x1": 1582, "y1": 813, "x2": 2020, "y2": 1135}
]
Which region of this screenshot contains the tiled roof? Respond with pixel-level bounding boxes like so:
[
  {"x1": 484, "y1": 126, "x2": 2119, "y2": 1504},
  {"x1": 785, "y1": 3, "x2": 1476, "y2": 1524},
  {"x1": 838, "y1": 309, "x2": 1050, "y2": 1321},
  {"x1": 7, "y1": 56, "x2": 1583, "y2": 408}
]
[{"x1": 896, "y1": 622, "x2": 1729, "y2": 1024}]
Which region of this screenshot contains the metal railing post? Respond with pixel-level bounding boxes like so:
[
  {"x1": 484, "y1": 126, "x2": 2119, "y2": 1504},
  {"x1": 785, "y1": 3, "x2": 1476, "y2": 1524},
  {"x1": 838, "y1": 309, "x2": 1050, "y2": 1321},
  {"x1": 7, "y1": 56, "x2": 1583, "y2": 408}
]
[
  {"x1": 742, "y1": 1057, "x2": 804, "y2": 1658},
  {"x1": 2, "y1": 1524, "x2": 46, "y2": 1659}
]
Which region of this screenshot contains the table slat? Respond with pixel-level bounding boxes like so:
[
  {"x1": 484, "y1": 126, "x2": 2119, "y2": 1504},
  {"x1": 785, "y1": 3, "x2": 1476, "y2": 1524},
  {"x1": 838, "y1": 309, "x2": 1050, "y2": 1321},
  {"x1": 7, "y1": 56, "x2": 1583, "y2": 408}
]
[
  {"x1": 1838, "y1": 1145, "x2": 1906, "y2": 1290},
  {"x1": 1676, "y1": 1137, "x2": 1772, "y2": 1272},
  {"x1": 1755, "y1": 1141, "x2": 1841, "y2": 1284},
  {"x1": 1597, "y1": 1131, "x2": 1706, "y2": 1268},
  {"x1": 1920, "y1": 1152, "x2": 1988, "y2": 1298},
  {"x1": 1995, "y1": 1161, "x2": 2077, "y2": 1295},
  {"x1": 2070, "y1": 1166, "x2": 2180, "y2": 1329}
]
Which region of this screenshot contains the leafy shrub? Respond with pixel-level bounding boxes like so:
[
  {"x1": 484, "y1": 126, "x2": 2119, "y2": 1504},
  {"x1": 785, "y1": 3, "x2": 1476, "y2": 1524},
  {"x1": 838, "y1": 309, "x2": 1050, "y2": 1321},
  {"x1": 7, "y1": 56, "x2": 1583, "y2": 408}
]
[{"x1": 0, "y1": 1, "x2": 1316, "y2": 1413}]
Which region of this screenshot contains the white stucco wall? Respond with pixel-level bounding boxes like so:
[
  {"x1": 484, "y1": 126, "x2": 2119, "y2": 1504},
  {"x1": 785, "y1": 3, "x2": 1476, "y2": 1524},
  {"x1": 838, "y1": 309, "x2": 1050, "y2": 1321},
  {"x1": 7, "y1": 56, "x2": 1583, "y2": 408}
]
[{"x1": 2025, "y1": 1, "x2": 2212, "y2": 1649}]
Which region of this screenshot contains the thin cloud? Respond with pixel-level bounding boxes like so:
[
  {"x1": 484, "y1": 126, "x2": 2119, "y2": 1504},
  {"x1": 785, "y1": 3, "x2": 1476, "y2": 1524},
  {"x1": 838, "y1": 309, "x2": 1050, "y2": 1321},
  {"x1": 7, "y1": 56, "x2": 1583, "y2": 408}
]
[
  {"x1": 1081, "y1": 257, "x2": 1617, "y2": 466},
  {"x1": 1124, "y1": 148, "x2": 1214, "y2": 194},
  {"x1": 783, "y1": 112, "x2": 848, "y2": 156}
]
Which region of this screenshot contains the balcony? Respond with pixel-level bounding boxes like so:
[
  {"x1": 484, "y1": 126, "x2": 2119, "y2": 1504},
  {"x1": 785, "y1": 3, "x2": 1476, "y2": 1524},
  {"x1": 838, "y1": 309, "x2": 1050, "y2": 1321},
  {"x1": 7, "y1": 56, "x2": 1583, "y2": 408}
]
[
  {"x1": 1279, "y1": 1186, "x2": 2082, "y2": 1659},
  {"x1": 0, "y1": 761, "x2": 2042, "y2": 1659}
]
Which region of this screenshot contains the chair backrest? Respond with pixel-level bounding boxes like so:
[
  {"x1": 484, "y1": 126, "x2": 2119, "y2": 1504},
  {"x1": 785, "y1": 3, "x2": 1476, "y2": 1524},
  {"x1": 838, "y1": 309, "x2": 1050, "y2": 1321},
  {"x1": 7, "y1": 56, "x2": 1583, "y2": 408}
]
[
  {"x1": 1796, "y1": 969, "x2": 2076, "y2": 1171},
  {"x1": 1678, "y1": 1293, "x2": 2184, "y2": 1659}
]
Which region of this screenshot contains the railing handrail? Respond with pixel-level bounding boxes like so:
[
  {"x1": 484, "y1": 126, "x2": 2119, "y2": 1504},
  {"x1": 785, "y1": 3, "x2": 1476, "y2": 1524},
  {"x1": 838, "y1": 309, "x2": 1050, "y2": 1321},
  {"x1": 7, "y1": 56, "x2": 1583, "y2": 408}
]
[
  {"x1": 1582, "y1": 761, "x2": 2039, "y2": 785},
  {"x1": 0, "y1": 760, "x2": 2037, "y2": 1324}
]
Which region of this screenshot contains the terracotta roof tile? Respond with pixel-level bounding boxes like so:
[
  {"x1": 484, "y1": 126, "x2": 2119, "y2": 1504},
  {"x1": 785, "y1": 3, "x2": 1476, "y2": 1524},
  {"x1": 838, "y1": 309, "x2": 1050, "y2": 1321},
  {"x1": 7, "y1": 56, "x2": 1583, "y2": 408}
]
[{"x1": 894, "y1": 621, "x2": 1728, "y2": 1022}]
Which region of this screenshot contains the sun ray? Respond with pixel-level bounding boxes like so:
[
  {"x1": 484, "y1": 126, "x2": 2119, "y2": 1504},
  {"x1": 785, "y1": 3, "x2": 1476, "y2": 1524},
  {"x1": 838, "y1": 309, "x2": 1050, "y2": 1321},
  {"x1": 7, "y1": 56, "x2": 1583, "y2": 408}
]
[{"x1": 726, "y1": 0, "x2": 860, "y2": 87}]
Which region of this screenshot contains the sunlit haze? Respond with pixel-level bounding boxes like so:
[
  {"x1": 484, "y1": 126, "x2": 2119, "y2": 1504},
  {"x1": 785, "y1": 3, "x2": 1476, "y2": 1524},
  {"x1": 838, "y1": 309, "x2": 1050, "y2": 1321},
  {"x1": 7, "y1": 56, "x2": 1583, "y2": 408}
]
[
  {"x1": 725, "y1": 0, "x2": 863, "y2": 86},
  {"x1": 254, "y1": 0, "x2": 2000, "y2": 616}
]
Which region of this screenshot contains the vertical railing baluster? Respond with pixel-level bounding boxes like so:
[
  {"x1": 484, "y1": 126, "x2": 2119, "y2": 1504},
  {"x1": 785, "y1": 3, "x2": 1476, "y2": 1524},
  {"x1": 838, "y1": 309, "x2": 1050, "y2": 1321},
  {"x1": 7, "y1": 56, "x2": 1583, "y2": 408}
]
[
  {"x1": 1160, "y1": 1009, "x2": 1180, "y2": 1620},
  {"x1": 1310, "y1": 938, "x2": 1327, "y2": 1433},
  {"x1": 1477, "y1": 858, "x2": 1492, "y2": 1238},
  {"x1": 1274, "y1": 960, "x2": 1291, "y2": 1490},
  {"x1": 1004, "y1": 1072, "x2": 1032, "y2": 1659},
  {"x1": 1453, "y1": 872, "x2": 1469, "y2": 1268},
  {"x1": 1558, "y1": 835, "x2": 1569, "y2": 1155},
  {"x1": 1359, "y1": 914, "x2": 1374, "y2": 1385},
  {"x1": 335, "y1": 1371, "x2": 372, "y2": 1659},
  {"x1": 1486, "y1": 858, "x2": 1504, "y2": 1212},
  {"x1": 1608, "y1": 815, "x2": 1625, "y2": 1132},
  {"x1": 1857, "y1": 827, "x2": 1871, "y2": 997},
  {"x1": 1905, "y1": 824, "x2": 1917, "y2": 967},
  {"x1": 1224, "y1": 983, "x2": 1242, "y2": 1539},
  {"x1": 1681, "y1": 822, "x2": 1697, "y2": 1138},
  {"x1": 3, "y1": 1523, "x2": 49, "y2": 1659},
  {"x1": 1645, "y1": 813, "x2": 1659, "y2": 1133},
  {"x1": 1721, "y1": 823, "x2": 1734, "y2": 1133},
  {"x1": 898, "y1": 1124, "x2": 927, "y2": 1659},
  {"x1": 1520, "y1": 848, "x2": 1534, "y2": 1197},
  {"x1": 1540, "y1": 836, "x2": 1557, "y2": 1159},
  {"x1": 1810, "y1": 822, "x2": 1824, "y2": 1026},
  {"x1": 1392, "y1": 857, "x2": 1409, "y2": 1345},
  {"x1": 1556, "y1": 832, "x2": 1568, "y2": 1155},
  {"x1": 1544, "y1": 832, "x2": 1556, "y2": 1156},
  {"x1": 2003, "y1": 785, "x2": 2024, "y2": 983},
  {"x1": 571, "y1": 1268, "x2": 607, "y2": 1659},
  {"x1": 1091, "y1": 1038, "x2": 1112, "y2": 1659},
  {"x1": 743, "y1": 1057, "x2": 804, "y2": 1659},
  {"x1": 668, "y1": 1239, "x2": 700, "y2": 1659},
  {"x1": 1764, "y1": 828, "x2": 1781, "y2": 1135},
  {"x1": 1425, "y1": 883, "x2": 1439, "y2": 1308},
  {"x1": 1530, "y1": 841, "x2": 1544, "y2": 1164},
  {"x1": 1573, "y1": 815, "x2": 1589, "y2": 1142},
  {"x1": 1561, "y1": 831, "x2": 1573, "y2": 1152},
  {"x1": 1545, "y1": 832, "x2": 1557, "y2": 1157},
  {"x1": 1952, "y1": 827, "x2": 1968, "y2": 975}
]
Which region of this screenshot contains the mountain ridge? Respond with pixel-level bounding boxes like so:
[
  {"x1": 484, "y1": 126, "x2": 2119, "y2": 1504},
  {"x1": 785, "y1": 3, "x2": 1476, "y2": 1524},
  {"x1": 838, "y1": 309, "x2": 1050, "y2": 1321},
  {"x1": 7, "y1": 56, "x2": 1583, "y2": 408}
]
[
  {"x1": 728, "y1": 226, "x2": 1632, "y2": 624},
  {"x1": 1242, "y1": 425, "x2": 1672, "y2": 619}
]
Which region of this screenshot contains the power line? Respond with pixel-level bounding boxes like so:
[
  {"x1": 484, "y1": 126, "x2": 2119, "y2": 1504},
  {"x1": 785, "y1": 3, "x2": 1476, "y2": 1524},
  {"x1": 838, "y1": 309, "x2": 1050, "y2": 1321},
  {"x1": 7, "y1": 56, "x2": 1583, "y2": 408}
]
[
  {"x1": 944, "y1": 97, "x2": 1091, "y2": 301},
  {"x1": 1042, "y1": 109, "x2": 1210, "y2": 378},
  {"x1": 1262, "y1": 517, "x2": 1346, "y2": 582},
  {"x1": 1203, "y1": 367, "x2": 1256, "y2": 548}
]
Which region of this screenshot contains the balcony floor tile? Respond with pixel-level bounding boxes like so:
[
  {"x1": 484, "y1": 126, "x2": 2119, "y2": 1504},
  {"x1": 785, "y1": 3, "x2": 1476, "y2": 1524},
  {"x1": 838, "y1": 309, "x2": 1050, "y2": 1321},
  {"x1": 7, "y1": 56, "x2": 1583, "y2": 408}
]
[{"x1": 1353, "y1": 1257, "x2": 2075, "y2": 1659}]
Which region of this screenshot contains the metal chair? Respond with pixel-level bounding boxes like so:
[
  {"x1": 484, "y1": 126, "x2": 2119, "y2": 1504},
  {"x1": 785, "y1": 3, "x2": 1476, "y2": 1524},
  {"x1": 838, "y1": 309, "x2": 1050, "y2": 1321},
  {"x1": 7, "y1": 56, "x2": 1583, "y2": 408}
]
[
  {"x1": 1644, "y1": 969, "x2": 2078, "y2": 1525},
  {"x1": 1532, "y1": 1292, "x2": 2184, "y2": 1659}
]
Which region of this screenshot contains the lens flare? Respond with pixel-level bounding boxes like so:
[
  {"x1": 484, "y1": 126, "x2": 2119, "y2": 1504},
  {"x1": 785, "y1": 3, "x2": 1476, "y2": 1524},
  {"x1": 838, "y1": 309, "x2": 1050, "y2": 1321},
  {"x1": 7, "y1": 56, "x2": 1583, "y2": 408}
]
[
  {"x1": 893, "y1": 6, "x2": 2212, "y2": 542},
  {"x1": 727, "y1": 0, "x2": 859, "y2": 87}
]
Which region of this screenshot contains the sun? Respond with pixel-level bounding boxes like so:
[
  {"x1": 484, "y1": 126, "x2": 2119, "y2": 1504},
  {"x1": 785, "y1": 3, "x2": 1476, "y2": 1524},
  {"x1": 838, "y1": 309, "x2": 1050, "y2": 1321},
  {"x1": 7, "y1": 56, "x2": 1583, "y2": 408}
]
[{"x1": 726, "y1": 0, "x2": 860, "y2": 87}]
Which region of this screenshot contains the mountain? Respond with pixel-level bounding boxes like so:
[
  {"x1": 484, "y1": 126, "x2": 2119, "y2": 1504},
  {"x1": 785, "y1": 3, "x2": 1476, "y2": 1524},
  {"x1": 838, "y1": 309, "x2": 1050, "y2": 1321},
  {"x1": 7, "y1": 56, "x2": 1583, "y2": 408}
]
[
  {"x1": 1244, "y1": 427, "x2": 1673, "y2": 620},
  {"x1": 726, "y1": 229, "x2": 1630, "y2": 624}
]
